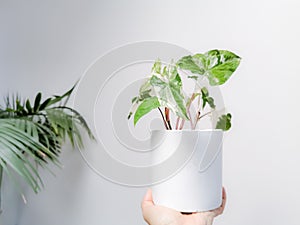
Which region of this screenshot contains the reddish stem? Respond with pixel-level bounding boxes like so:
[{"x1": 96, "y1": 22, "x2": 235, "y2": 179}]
[
  {"x1": 158, "y1": 108, "x2": 169, "y2": 130},
  {"x1": 175, "y1": 117, "x2": 180, "y2": 130},
  {"x1": 165, "y1": 107, "x2": 172, "y2": 130}
]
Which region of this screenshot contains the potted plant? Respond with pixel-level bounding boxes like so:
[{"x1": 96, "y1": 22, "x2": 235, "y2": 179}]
[
  {"x1": 0, "y1": 83, "x2": 94, "y2": 214},
  {"x1": 128, "y1": 49, "x2": 241, "y2": 212}
]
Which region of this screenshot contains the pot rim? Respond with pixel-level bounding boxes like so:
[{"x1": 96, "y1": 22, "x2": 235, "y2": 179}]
[{"x1": 151, "y1": 129, "x2": 223, "y2": 133}]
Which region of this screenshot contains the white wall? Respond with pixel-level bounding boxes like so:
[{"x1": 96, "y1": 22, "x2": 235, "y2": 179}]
[{"x1": 0, "y1": 0, "x2": 299, "y2": 225}]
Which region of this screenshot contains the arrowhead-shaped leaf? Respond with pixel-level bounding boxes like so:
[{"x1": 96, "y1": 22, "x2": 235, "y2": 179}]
[
  {"x1": 134, "y1": 97, "x2": 160, "y2": 125},
  {"x1": 150, "y1": 64, "x2": 188, "y2": 120},
  {"x1": 177, "y1": 50, "x2": 241, "y2": 86},
  {"x1": 206, "y1": 50, "x2": 241, "y2": 85},
  {"x1": 177, "y1": 55, "x2": 205, "y2": 75}
]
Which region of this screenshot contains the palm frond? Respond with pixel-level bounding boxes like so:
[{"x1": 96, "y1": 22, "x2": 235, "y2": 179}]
[
  {"x1": 0, "y1": 119, "x2": 61, "y2": 193},
  {"x1": 45, "y1": 107, "x2": 94, "y2": 149},
  {"x1": 52, "y1": 106, "x2": 95, "y2": 140},
  {"x1": 0, "y1": 82, "x2": 94, "y2": 198}
]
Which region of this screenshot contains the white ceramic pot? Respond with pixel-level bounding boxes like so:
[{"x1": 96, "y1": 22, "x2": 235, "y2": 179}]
[{"x1": 150, "y1": 129, "x2": 223, "y2": 212}]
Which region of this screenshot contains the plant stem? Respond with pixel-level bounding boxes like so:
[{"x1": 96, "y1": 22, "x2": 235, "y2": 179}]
[
  {"x1": 187, "y1": 108, "x2": 194, "y2": 129},
  {"x1": 193, "y1": 111, "x2": 201, "y2": 129},
  {"x1": 165, "y1": 107, "x2": 172, "y2": 130},
  {"x1": 179, "y1": 119, "x2": 185, "y2": 129},
  {"x1": 175, "y1": 117, "x2": 180, "y2": 130},
  {"x1": 186, "y1": 93, "x2": 196, "y2": 129},
  {"x1": 199, "y1": 111, "x2": 213, "y2": 119},
  {"x1": 194, "y1": 93, "x2": 203, "y2": 129},
  {"x1": 157, "y1": 108, "x2": 169, "y2": 130},
  {"x1": 193, "y1": 111, "x2": 213, "y2": 129}
]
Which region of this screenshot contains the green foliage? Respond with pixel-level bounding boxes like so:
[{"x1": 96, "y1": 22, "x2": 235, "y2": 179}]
[
  {"x1": 134, "y1": 97, "x2": 160, "y2": 125},
  {"x1": 128, "y1": 49, "x2": 241, "y2": 131},
  {"x1": 201, "y1": 87, "x2": 215, "y2": 109},
  {"x1": 216, "y1": 113, "x2": 232, "y2": 131},
  {"x1": 149, "y1": 60, "x2": 188, "y2": 120},
  {"x1": 177, "y1": 50, "x2": 241, "y2": 86},
  {"x1": 129, "y1": 60, "x2": 188, "y2": 126},
  {"x1": 0, "y1": 83, "x2": 94, "y2": 196}
]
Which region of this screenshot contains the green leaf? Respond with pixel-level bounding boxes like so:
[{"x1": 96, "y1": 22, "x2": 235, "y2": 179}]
[
  {"x1": 134, "y1": 97, "x2": 160, "y2": 125},
  {"x1": 131, "y1": 97, "x2": 138, "y2": 104},
  {"x1": 0, "y1": 119, "x2": 57, "y2": 193},
  {"x1": 150, "y1": 76, "x2": 167, "y2": 88},
  {"x1": 33, "y1": 92, "x2": 42, "y2": 112},
  {"x1": 16, "y1": 99, "x2": 26, "y2": 115},
  {"x1": 172, "y1": 72, "x2": 182, "y2": 87},
  {"x1": 0, "y1": 81, "x2": 94, "y2": 197},
  {"x1": 133, "y1": 80, "x2": 153, "y2": 104},
  {"x1": 152, "y1": 59, "x2": 162, "y2": 74},
  {"x1": 0, "y1": 147, "x2": 40, "y2": 193},
  {"x1": 127, "y1": 112, "x2": 133, "y2": 120},
  {"x1": 169, "y1": 74, "x2": 189, "y2": 119},
  {"x1": 53, "y1": 106, "x2": 95, "y2": 141},
  {"x1": 177, "y1": 50, "x2": 241, "y2": 86},
  {"x1": 45, "y1": 107, "x2": 94, "y2": 149},
  {"x1": 25, "y1": 99, "x2": 32, "y2": 114},
  {"x1": 177, "y1": 55, "x2": 205, "y2": 74},
  {"x1": 188, "y1": 75, "x2": 198, "y2": 80},
  {"x1": 139, "y1": 89, "x2": 152, "y2": 100},
  {"x1": 206, "y1": 97, "x2": 215, "y2": 109},
  {"x1": 39, "y1": 97, "x2": 52, "y2": 111},
  {"x1": 1, "y1": 120, "x2": 58, "y2": 160},
  {"x1": 47, "y1": 82, "x2": 77, "y2": 107},
  {"x1": 149, "y1": 66, "x2": 188, "y2": 120},
  {"x1": 201, "y1": 87, "x2": 216, "y2": 109},
  {"x1": 216, "y1": 113, "x2": 232, "y2": 131},
  {"x1": 207, "y1": 50, "x2": 241, "y2": 85},
  {"x1": 162, "y1": 66, "x2": 168, "y2": 76}
]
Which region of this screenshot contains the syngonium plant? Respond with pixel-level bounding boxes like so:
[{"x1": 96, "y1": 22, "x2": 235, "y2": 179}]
[
  {"x1": 128, "y1": 49, "x2": 241, "y2": 130},
  {"x1": 0, "y1": 83, "x2": 94, "y2": 206}
]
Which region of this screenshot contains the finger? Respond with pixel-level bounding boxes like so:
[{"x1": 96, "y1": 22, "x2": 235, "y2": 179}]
[
  {"x1": 210, "y1": 187, "x2": 227, "y2": 217},
  {"x1": 141, "y1": 189, "x2": 154, "y2": 209},
  {"x1": 215, "y1": 187, "x2": 227, "y2": 216},
  {"x1": 222, "y1": 187, "x2": 227, "y2": 208}
]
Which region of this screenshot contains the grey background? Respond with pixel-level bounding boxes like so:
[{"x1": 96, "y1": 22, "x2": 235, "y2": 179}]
[{"x1": 0, "y1": 0, "x2": 299, "y2": 225}]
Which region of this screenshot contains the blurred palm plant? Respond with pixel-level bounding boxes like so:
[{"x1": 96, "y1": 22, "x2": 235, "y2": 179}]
[{"x1": 0, "y1": 83, "x2": 94, "y2": 207}]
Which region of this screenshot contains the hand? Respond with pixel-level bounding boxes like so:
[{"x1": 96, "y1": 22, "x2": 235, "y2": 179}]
[{"x1": 141, "y1": 188, "x2": 226, "y2": 225}]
